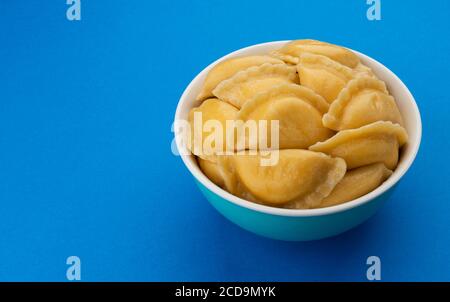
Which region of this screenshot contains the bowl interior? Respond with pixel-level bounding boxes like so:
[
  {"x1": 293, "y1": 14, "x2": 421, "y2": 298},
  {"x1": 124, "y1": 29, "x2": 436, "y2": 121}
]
[{"x1": 175, "y1": 41, "x2": 422, "y2": 217}]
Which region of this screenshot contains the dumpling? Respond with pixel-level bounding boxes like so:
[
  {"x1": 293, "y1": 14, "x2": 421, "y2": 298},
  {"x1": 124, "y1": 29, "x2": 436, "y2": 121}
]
[
  {"x1": 218, "y1": 150, "x2": 346, "y2": 208},
  {"x1": 236, "y1": 83, "x2": 334, "y2": 149},
  {"x1": 320, "y1": 163, "x2": 393, "y2": 208},
  {"x1": 323, "y1": 77, "x2": 404, "y2": 131},
  {"x1": 212, "y1": 63, "x2": 298, "y2": 108},
  {"x1": 271, "y1": 39, "x2": 360, "y2": 68},
  {"x1": 199, "y1": 156, "x2": 258, "y2": 202},
  {"x1": 198, "y1": 157, "x2": 225, "y2": 188},
  {"x1": 297, "y1": 53, "x2": 359, "y2": 103},
  {"x1": 196, "y1": 55, "x2": 284, "y2": 101},
  {"x1": 309, "y1": 121, "x2": 408, "y2": 170},
  {"x1": 188, "y1": 98, "x2": 238, "y2": 160},
  {"x1": 216, "y1": 155, "x2": 259, "y2": 203},
  {"x1": 354, "y1": 62, "x2": 376, "y2": 78}
]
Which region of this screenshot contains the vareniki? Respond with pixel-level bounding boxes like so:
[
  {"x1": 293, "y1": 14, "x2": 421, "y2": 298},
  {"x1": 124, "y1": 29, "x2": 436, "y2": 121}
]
[
  {"x1": 189, "y1": 39, "x2": 408, "y2": 209},
  {"x1": 219, "y1": 150, "x2": 346, "y2": 209},
  {"x1": 196, "y1": 55, "x2": 284, "y2": 101},
  {"x1": 323, "y1": 77, "x2": 404, "y2": 130},
  {"x1": 237, "y1": 83, "x2": 333, "y2": 149},
  {"x1": 212, "y1": 63, "x2": 298, "y2": 108},
  {"x1": 271, "y1": 39, "x2": 360, "y2": 67}
]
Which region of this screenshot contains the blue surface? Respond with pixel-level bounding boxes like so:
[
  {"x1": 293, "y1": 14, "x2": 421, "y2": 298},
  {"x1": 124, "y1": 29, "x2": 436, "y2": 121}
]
[{"x1": 0, "y1": 0, "x2": 449, "y2": 281}]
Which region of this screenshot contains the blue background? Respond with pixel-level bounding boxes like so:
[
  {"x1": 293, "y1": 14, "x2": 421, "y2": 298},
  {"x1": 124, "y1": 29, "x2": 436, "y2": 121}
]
[{"x1": 0, "y1": 0, "x2": 449, "y2": 281}]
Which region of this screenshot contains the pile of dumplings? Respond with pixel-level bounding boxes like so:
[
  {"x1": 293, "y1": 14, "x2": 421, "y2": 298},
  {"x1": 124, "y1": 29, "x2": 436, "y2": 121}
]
[{"x1": 188, "y1": 39, "x2": 408, "y2": 209}]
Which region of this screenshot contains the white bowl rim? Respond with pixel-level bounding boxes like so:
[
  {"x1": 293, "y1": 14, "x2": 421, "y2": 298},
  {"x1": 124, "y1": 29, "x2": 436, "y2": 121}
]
[{"x1": 174, "y1": 40, "x2": 422, "y2": 217}]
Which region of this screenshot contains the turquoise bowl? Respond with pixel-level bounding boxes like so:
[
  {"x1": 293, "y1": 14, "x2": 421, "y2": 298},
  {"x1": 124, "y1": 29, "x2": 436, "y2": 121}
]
[
  {"x1": 175, "y1": 41, "x2": 422, "y2": 241},
  {"x1": 197, "y1": 180, "x2": 395, "y2": 241}
]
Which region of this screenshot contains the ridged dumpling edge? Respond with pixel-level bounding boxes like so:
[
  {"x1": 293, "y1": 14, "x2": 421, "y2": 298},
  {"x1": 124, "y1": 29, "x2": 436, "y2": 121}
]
[
  {"x1": 196, "y1": 55, "x2": 285, "y2": 101},
  {"x1": 309, "y1": 121, "x2": 409, "y2": 151},
  {"x1": 270, "y1": 39, "x2": 361, "y2": 68},
  {"x1": 212, "y1": 63, "x2": 298, "y2": 108},
  {"x1": 297, "y1": 53, "x2": 355, "y2": 81},
  {"x1": 322, "y1": 77, "x2": 392, "y2": 130},
  {"x1": 285, "y1": 152, "x2": 347, "y2": 209},
  {"x1": 238, "y1": 83, "x2": 330, "y2": 120}
]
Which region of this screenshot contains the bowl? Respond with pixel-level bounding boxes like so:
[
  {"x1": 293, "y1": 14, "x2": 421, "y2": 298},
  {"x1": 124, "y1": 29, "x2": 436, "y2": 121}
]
[{"x1": 174, "y1": 41, "x2": 422, "y2": 241}]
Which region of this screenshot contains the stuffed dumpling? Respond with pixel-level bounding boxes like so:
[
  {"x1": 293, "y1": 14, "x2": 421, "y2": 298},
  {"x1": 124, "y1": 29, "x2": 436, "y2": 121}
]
[
  {"x1": 309, "y1": 121, "x2": 408, "y2": 170},
  {"x1": 212, "y1": 63, "x2": 298, "y2": 108},
  {"x1": 271, "y1": 39, "x2": 360, "y2": 68},
  {"x1": 218, "y1": 150, "x2": 346, "y2": 208},
  {"x1": 196, "y1": 55, "x2": 284, "y2": 101},
  {"x1": 320, "y1": 163, "x2": 393, "y2": 208},
  {"x1": 236, "y1": 83, "x2": 333, "y2": 149},
  {"x1": 297, "y1": 53, "x2": 363, "y2": 103},
  {"x1": 323, "y1": 77, "x2": 404, "y2": 130},
  {"x1": 198, "y1": 157, "x2": 225, "y2": 188},
  {"x1": 188, "y1": 98, "x2": 238, "y2": 160}
]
